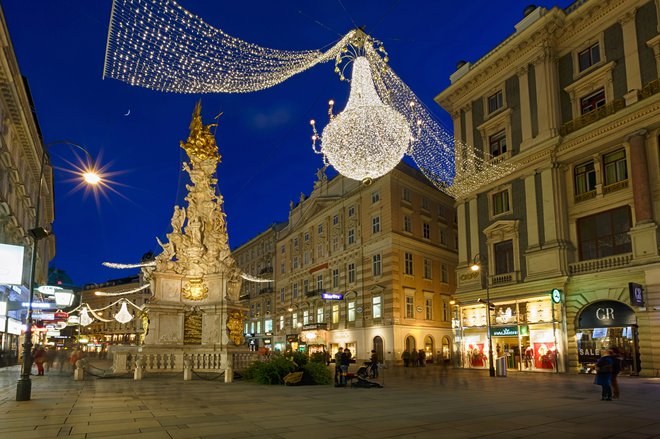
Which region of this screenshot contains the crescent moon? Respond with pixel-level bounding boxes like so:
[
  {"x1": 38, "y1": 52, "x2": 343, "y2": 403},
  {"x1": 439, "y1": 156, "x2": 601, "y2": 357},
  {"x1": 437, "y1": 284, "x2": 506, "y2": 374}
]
[{"x1": 124, "y1": 109, "x2": 131, "y2": 116}]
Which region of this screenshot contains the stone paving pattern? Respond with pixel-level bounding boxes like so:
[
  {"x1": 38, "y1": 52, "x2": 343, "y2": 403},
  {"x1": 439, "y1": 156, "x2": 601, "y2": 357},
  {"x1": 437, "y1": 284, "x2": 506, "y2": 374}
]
[{"x1": 1, "y1": 363, "x2": 660, "y2": 438}]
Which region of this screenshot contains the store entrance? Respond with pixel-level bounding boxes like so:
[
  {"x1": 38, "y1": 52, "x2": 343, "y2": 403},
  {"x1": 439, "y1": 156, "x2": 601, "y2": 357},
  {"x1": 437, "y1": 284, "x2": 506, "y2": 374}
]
[{"x1": 493, "y1": 337, "x2": 520, "y2": 370}]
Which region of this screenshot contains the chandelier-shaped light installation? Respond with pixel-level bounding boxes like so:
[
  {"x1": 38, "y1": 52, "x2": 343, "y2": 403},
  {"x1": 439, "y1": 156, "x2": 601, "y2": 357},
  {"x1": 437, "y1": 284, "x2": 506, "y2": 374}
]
[
  {"x1": 79, "y1": 307, "x2": 93, "y2": 326},
  {"x1": 104, "y1": 0, "x2": 518, "y2": 197},
  {"x1": 311, "y1": 56, "x2": 411, "y2": 182},
  {"x1": 114, "y1": 301, "x2": 134, "y2": 324}
]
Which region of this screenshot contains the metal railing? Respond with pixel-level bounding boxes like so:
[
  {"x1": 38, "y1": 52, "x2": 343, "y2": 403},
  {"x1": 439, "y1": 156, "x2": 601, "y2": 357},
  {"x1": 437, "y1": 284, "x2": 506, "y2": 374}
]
[{"x1": 560, "y1": 99, "x2": 625, "y2": 136}]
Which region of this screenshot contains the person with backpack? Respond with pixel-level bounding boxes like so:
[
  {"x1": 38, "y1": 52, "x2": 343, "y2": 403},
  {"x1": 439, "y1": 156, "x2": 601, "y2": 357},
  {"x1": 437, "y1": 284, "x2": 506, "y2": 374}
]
[{"x1": 594, "y1": 349, "x2": 617, "y2": 401}]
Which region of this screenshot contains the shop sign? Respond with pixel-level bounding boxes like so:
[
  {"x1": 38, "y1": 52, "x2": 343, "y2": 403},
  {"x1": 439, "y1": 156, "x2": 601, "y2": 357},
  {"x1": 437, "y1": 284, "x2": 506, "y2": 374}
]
[
  {"x1": 551, "y1": 288, "x2": 561, "y2": 303},
  {"x1": 32, "y1": 313, "x2": 55, "y2": 321},
  {"x1": 7, "y1": 318, "x2": 22, "y2": 335},
  {"x1": 302, "y1": 323, "x2": 327, "y2": 331},
  {"x1": 490, "y1": 326, "x2": 518, "y2": 337},
  {"x1": 577, "y1": 300, "x2": 636, "y2": 328},
  {"x1": 0, "y1": 301, "x2": 6, "y2": 316},
  {"x1": 322, "y1": 293, "x2": 343, "y2": 300},
  {"x1": 0, "y1": 243, "x2": 24, "y2": 285},
  {"x1": 628, "y1": 283, "x2": 644, "y2": 306}
]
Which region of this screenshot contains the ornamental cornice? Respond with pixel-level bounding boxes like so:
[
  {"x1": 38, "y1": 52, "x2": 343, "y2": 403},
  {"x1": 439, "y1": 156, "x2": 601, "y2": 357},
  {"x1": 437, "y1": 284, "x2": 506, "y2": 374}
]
[{"x1": 559, "y1": 0, "x2": 638, "y2": 47}]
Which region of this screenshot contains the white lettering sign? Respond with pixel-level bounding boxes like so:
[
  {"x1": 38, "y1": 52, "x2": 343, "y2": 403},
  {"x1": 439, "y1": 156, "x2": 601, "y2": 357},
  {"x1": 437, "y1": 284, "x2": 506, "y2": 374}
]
[{"x1": 596, "y1": 307, "x2": 615, "y2": 320}]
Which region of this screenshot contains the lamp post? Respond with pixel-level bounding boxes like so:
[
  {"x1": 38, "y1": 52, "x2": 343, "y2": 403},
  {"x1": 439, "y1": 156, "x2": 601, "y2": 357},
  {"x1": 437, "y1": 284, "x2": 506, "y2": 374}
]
[
  {"x1": 471, "y1": 253, "x2": 495, "y2": 378},
  {"x1": 16, "y1": 141, "x2": 100, "y2": 401}
]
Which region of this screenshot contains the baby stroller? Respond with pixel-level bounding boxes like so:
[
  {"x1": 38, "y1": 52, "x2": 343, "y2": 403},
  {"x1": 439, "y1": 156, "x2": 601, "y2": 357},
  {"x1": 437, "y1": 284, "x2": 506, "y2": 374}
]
[{"x1": 351, "y1": 362, "x2": 382, "y2": 388}]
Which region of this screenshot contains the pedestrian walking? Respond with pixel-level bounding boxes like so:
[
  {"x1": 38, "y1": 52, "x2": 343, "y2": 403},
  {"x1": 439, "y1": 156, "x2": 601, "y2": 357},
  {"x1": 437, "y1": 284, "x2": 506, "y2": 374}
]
[
  {"x1": 418, "y1": 349, "x2": 426, "y2": 367},
  {"x1": 45, "y1": 347, "x2": 56, "y2": 372},
  {"x1": 369, "y1": 350, "x2": 379, "y2": 378},
  {"x1": 402, "y1": 350, "x2": 410, "y2": 367},
  {"x1": 334, "y1": 347, "x2": 343, "y2": 385},
  {"x1": 610, "y1": 348, "x2": 623, "y2": 399},
  {"x1": 594, "y1": 349, "x2": 616, "y2": 401},
  {"x1": 32, "y1": 345, "x2": 46, "y2": 376},
  {"x1": 339, "y1": 348, "x2": 351, "y2": 386}
]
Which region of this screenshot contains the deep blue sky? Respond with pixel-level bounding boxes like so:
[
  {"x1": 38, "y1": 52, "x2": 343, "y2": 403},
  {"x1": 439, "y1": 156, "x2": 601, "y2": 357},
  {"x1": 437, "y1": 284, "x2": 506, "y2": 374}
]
[{"x1": 3, "y1": 0, "x2": 572, "y2": 287}]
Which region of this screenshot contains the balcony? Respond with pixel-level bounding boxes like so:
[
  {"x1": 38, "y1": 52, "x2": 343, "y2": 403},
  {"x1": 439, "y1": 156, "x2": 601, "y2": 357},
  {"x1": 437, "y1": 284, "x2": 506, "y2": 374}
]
[
  {"x1": 560, "y1": 99, "x2": 625, "y2": 136},
  {"x1": 569, "y1": 253, "x2": 633, "y2": 275},
  {"x1": 603, "y1": 179, "x2": 628, "y2": 195},
  {"x1": 305, "y1": 289, "x2": 324, "y2": 298},
  {"x1": 640, "y1": 78, "x2": 660, "y2": 100},
  {"x1": 574, "y1": 190, "x2": 596, "y2": 203},
  {"x1": 258, "y1": 287, "x2": 274, "y2": 295},
  {"x1": 490, "y1": 271, "x2": 520, "y2": 286},
  {"x1": 259, "y1": 266, "x2": 273, "y2": 275}
]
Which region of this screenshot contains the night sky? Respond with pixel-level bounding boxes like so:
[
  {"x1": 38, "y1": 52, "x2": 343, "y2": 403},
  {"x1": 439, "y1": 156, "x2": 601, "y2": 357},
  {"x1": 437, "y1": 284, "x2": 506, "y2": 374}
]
[{"x1": 3, "y1": 0, "x2": 572, "y2": 287}]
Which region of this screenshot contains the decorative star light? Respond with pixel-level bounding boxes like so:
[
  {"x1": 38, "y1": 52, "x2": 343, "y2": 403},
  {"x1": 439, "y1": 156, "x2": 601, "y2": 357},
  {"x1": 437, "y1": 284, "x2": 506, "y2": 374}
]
[{"x1": 104, "y1": 0, "x2": 517, "y2": 197}]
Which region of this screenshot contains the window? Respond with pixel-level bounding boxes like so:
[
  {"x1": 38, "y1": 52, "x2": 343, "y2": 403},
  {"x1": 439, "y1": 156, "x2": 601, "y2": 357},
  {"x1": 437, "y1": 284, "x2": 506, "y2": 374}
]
[
  {"x1": 438, "y1": 204, "x2": 447, "y2": 219},
  {"x1": 293, "y1": 256, "x2": 299, "y2": 269},
  {"x1": 250, "y1": 304, "x2": 255, "y2": 317},
  {"x1": 280, "y1": 288, "x2": 285, "y2": 304},
  {"x1": 372, "y1": 296, "x2": 382, "y2": 319},
  {"x1": 425, "y1": 298, "x2": 433, "y2": 320},
  {"x1": 293, "y1": 237, "x2": 299, "y2": 248},
  {"x1": 332, "y1": 304, "x2": 339, "y2": 324},
  {"x1": 372, "y1": 254, "x2": 382, "y2": 277},
  {"x1": 441, "y1": 263, "x2": 448, "y2": 283},
  {"x1": 266, "y1": 299, "x2": 271, "y2": 313},
  {"x1": 371, "y1": 191, "x2": 380, "y2": 203},
  {"x1": 348, "y1": 263, "x2": 356, "y2": 283},
  {"x1": 332, "y1": 236, "x2": 340, "y2": 252},
  {"x1": 578, "y1": 42, "x2": 600, "y2": 72},
  {"x1": 280, "y1": 262, "x2": 285, "y2": 274},
  {"x1": 303, "y1": 310, "x2": 309, "y2": 325},
  {"x1": 317, "y1": 306, "x2": 324, "y2": 323},
  {"x1": 317, "y1": 224, "x2": 323, "y2": 235},
  {"x1": 303, "y1": 250, "x2": 310, "y2": 265},
  {"x1": 423, "y1": 258, "x2": 432, "y2": 279},
  {"x1": 304, "y1": 232, "x2": 309, "y2": 242},
  {"x1": 332, "y1": 214, "x2": 339, "y2": 225},
  {"x1": 494, "y1": 240, "x2": 514, "y2": 275},
  {"x1": 348, "y1": 301, "x2": 356, "y2": 322},
  {"x1": 348, "y1": 229, "x2": 355, "y2": 245},
  {"x1": 250, "y1": 322, "x2": 255, "y2": 334},
  {"x1": 574, "y1": 160, "x2": 596, "y2": 195},
  {"x1": 603, "y1": 149, "x2": 627, "y2": 187},
  {"x1": 303, "y1": 279, "x2": 309, "y2": 295},
  {"x1": 577, "y1": 206, "x2": 631, "y2": 260},
  {"x1": 492, "y1": 189, "x2": 510, "y2": 216},
  {"x1": 440, "y1": 229, "x2": 447, "y2": 245},
  {"x1": 422, "y1": 197, "x2": 430, "y2": 210},
  {"x1": 402, "y1": 187, "x2": 411, "y2": 202},
  {"x1": 281, "y1": 245, "x2": 286, "y2": 254},
  {"x1": 405, "y1": 296, "x2": 414, "y2": 319},
  {"x1": 489, "y1": 130, "x2": 507, "y2": 157},
  {"x1": 580, "y1": 88, "x2": 605, "y2": 115},
  {"x1": 264, "y1": 319, "x2": 273, "y2": 333},
  {"x1": 332, "y1": 268, "x2": 339, "y2": 288},
  {"x1": 292, "y1": 283, "x2": 299, "y2": 299},
  {"x1": 404, "y1": 252, "x2": 414, "y2": 275},
  {"x1": 348, "y1": 206, "x2": 355, "y2": 217},
  {"x1": 403, "y1": 215, "x2": 412, "y2": 233},
  {"x1": 423, "y1": 222, "x2": 430, "y2": 239},
  {"x1": 316, "y1": 274, "x2": 323, "y2": 291},
  {"x1": 488, "y1": 90, "x2": 503, "y2": 113},
  {"x1": 256, "y1": 321, "x2": 261, "y2": 334},
  {"x1": 292, "y1": 312, "x2": 298, "y2": 328},
  {"x1": 279, "y1": 315, "x2": 284, "y2": 330},
  {"x1": 372, "y1": 216, "x2": 381, "y2": 234},
  {"x1": 317, "y1": 243, "x2": 325, "y2": 258}
]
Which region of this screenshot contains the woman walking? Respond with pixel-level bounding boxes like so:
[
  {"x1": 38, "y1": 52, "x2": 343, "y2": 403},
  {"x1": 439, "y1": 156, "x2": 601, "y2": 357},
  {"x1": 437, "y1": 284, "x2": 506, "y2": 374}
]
[{"x1": 594, "y1": 349, "x2": 616, "y2": 401}]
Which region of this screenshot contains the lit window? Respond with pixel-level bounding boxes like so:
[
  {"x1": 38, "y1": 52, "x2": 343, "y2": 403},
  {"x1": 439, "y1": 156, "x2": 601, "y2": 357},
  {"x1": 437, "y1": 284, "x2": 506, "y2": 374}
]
[
  {"x1": 489, "y1": 130, "x2": 507, "y2": 157},
  {"x1": 425, "y1": 298, "x2": 433, "y2": 320},
  {"x1": 423, "y1": 222, "x2": 430, "y2": 239},
  {"x1": 603, "y1": 149, "x2": 627, "y2": 187},
  {"x1": 348, "y1": 263, "x2": 356, "y2": 283},
  {"x1": 279, "y1": 315, "x2": 284, "y2": 330},
  {"x1": 348, "y1": 301, "x2": 355, "y2": 322},
  {"x1": 580, "y1": 88, "x2": 605, "y2": 115},
  {"x1": 372, "y1": 296, "x2": 382, "y2": 319},
  {"x1": 423, "y1": 258, "x2": 432, "y2": 279},
  {"x1": 578, "y1": 42, "x2": 600, "y2": 72},
  {"x1": 317, "y1": 306, "x2": 324, "y2": 323},
  {"x1": 404, "y1": 252, "x2": 414, "y2": 275},
  {"x1": 332, "y1": 304, "x2": 339, "y2": 324},
  {"x1": 492, "y1": 190, "x2": 510, "y2": 216},
  {"x1": 264, "y1": 319, "x2": 272, "y2": 333},
  {"x1": 403, "y1": 215, "x2": 412, "y2": 233},
  {"x1": 488, "y1": 90, "x2": 503, "y2": 113},
  {"x1": 372, "y1": 254, "x2": 382, "y2": 277},
  {"x1": 292, "y1": 313, "x2": 298, "y2": 328},
  {"x1": 256, "y1": 321, "x2": 261, "y2": 334},
  {"x1": 303, "y1": 310, "x2": 309, "y2": 325},
  {"x1": 574, "y1": 161, "x2": 596, "y2": 195},
  {"x1": 405, "y1": 296, "x2": 414, "y2": 319},
  {"x1": 372, "y1": 216, "x2": 381, "y2": 234}
]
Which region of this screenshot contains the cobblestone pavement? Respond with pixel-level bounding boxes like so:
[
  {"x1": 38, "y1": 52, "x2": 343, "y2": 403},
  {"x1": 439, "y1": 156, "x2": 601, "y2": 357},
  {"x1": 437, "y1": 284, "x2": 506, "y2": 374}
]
[{"x1": 1, "y1": 363, "x2": 659, "y2": 438}]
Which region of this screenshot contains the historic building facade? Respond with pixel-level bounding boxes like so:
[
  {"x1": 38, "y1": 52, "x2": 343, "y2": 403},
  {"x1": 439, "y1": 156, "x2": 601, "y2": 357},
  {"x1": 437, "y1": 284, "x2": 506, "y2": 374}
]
[
  {"x1": 238, "y1": 163, "x2": 458, "y2": 364},
  {"x1": 0, "y1": 5, "x2": 54, "y2": 363},
  {"x1": 436, "y1": 0, "x2": 660, "y2": 375}
]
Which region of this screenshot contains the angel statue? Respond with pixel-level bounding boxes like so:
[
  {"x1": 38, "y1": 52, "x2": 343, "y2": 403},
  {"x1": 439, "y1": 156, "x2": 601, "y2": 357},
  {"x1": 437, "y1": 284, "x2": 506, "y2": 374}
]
[{"x1": 171, "y1": 206, "x2": 186, "y2": 233}]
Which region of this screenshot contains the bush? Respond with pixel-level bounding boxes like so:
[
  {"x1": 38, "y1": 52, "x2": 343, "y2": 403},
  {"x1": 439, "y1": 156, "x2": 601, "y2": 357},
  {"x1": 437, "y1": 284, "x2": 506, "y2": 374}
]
[
  {"x1": 303, "y1": 361, "x2": 333, "y2": 385},
  {"x1": 283, "y1": 350, "x2": 308, "y2": 368},
  {"x1": 243, "y1": 354, "x2": 296, "y2": 385},
  {"x1": 309, "y1": 352, "x2": 328, "y2": 364}
]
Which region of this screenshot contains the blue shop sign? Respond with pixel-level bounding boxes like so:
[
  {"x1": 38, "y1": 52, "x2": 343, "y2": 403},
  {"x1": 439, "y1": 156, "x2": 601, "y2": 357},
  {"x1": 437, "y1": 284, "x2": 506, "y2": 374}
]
[{"x1": 322, "y1": 293, "x2": 344, "y2": 300}]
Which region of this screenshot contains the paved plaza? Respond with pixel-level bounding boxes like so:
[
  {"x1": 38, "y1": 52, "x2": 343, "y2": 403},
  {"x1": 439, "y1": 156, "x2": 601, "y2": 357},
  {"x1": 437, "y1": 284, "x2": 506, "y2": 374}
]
[{"x1": 1, "y1": 363, "x2": 660, "y2": 439}]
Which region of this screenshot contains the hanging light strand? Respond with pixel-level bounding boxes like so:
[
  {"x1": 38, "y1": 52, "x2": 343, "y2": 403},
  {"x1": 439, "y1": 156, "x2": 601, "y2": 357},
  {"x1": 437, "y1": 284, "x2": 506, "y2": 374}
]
[
  {"x1": 94, "y1": 284, "x2": 151, "y2": 297},
  {"x1": 104, "y1": 0, "x2": 355, "y2": 93}
]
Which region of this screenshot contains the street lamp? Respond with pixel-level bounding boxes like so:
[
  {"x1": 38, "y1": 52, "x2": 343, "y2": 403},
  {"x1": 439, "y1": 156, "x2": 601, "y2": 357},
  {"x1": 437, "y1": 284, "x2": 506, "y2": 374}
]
[
  {"x1": 16, "y1": 141, "x2": 100, "y2": 401},
  {"x1": 471, "y1": 253, "x2": 495, "y2": 377}
]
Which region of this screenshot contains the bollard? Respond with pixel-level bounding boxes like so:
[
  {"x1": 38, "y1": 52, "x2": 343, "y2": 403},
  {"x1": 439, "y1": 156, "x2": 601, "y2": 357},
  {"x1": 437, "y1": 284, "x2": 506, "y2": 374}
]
[
  {"x1": 183, "y1": 358, "x2": 192, "y2": 381},
  {"x1": 73, "y1": 359, "x2": 85, "y2": 381},
  {"x1": 134, "y1": 357, "x2": 145, "y2": 380},
  {"x1": 224, "y1": 366, "x2": 233, "y2": 383}
]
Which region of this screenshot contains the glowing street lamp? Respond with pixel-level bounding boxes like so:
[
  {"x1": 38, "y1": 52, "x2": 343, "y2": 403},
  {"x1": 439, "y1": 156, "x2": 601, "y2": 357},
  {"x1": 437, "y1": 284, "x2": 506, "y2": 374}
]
[
  {"x1": 16, "y1": 141, "x2": 101, "y2": 402},
  {"x1": 471, "y1": 253, "x2": 496, "y2": 378}
]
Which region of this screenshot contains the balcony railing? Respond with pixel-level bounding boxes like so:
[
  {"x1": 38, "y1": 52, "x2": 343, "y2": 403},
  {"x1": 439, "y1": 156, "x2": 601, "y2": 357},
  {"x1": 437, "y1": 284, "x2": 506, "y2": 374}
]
[
  {"x1": 490, "y1": 271, "x2": 519, "y2": 286},
  {"x1": 569, "y1": 253, "x2": 633, "y2": 275},
  {"x1": 640, "y1": 78, "x2": 660, "y2": 100},
  {"x1": 574, "y1": 190, "x2": 597, "y2": 203},
  {"x1": 603, "y1": 179, "x2": 628, "y2": 195},
  {"x1": 560, "y1": 99, "x2": 625, "y2": 136}
]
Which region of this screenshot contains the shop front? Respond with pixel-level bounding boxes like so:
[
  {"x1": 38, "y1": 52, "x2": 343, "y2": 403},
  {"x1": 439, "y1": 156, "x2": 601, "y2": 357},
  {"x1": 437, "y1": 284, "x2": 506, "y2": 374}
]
[
  {"x1": 455, "y1": 293, "x2": 564, "y2": 372},
  {"x1": 575, "y1": 300, "x2": 639, "y2": 374},
  {"x1": 300, "y1": 323, "x2": 328, "y2": 357}
]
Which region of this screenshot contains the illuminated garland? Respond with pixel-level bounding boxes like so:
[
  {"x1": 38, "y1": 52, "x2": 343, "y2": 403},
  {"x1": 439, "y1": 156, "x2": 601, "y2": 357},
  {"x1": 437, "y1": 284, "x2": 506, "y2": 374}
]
[
  {"x1": 240, "y1": 272, "x2": 273, "y2": 283},
  {"x1": 102, "y1": 261, "x2": 156, "y2": 269},
  {"x1": 94, "y1": 284, "x2": 151, "y2": 297},
  {"x1": 69, "y1": 298, "x2": 145, "y2": 325}
]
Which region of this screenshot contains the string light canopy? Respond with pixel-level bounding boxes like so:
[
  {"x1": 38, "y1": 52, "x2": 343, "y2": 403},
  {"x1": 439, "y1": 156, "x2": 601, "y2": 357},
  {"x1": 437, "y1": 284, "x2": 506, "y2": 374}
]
[{"x1": 104, "y1": 0, "x2": 517, "y2": 197}]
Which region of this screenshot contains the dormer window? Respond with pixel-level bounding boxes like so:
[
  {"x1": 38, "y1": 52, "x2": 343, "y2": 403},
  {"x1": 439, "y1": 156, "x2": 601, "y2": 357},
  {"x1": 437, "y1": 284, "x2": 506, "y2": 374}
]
[{"x1": 487, "y1": 90, "x2": 503, "y2": 113}]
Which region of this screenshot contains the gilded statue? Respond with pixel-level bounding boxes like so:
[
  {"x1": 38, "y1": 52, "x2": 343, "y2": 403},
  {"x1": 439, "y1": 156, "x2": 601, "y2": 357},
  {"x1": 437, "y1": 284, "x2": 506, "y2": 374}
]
[{"x1": 226, "y1": 310, "x2": 245, "y2": 346}]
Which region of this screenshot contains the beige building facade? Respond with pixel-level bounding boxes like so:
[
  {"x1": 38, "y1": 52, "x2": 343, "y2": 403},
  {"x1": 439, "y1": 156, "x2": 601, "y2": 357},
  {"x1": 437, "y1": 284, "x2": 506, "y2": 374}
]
[
  {"x1": 235, "y1": 164, "x2": 457, "y2": 364},
  {"x1": 437, "y1": 0, "x2": 660, "y2": 375}
]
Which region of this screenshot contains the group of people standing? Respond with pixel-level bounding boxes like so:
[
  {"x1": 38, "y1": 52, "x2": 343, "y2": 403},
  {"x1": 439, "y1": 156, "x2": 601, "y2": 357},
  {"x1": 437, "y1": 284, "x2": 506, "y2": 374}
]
[
  {"x1": 594, "y1": 348, "x2": 622, "y2": 401},
  {"x1": 30, "y1": 346, "x2": 83, "y2": 375},
  {"x1": 334, "y1": 347, "x2": 352, "y2": 386},
  {"x1": 401, "y1": 349, "x2": 427, "y2": 367}
]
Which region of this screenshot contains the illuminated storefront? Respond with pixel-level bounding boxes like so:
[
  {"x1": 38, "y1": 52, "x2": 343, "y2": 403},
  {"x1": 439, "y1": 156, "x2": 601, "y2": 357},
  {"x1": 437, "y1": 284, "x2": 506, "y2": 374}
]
[{"x1": 454, "y1": 293, "x2": 564, "y2": 372}]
